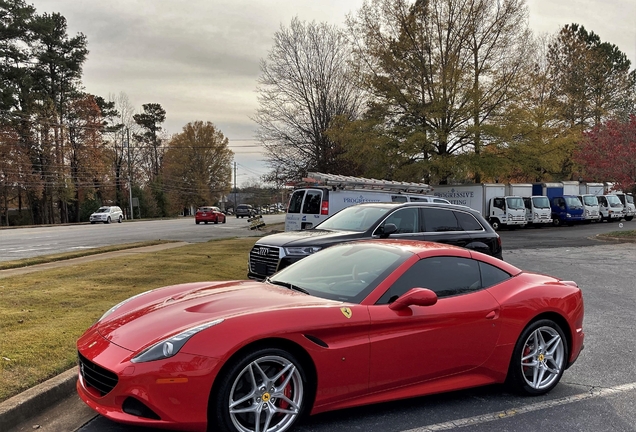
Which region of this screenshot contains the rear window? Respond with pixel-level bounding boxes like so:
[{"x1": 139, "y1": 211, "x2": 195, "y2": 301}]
[
  {"x1": 288, "y1": 190, "x2": 305, "y2": 214},
  {"x1": 302, "y1": 190, "x2": 322, "y2": 214}
]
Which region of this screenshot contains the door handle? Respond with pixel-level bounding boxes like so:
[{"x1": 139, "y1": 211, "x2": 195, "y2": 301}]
[{"x1": 486, "y1": 310, "x2": 499, "y2": 320}]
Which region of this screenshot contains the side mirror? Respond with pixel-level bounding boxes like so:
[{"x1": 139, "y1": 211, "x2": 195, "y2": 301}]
[
  {"x1": 389, "y1": 288, "x2": 438, "y2": 311},
  {"x1": 379, "y1": 223, "x2": 397, "y2": 238}
]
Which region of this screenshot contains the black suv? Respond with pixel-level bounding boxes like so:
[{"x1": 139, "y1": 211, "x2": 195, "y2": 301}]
[{"x1": 248, "y1": 202, "x2": 503, "y2": 280}]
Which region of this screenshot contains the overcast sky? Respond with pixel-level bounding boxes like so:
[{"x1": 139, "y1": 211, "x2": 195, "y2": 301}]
[{"x1": 35, "y1": 0, "x2": 636, "y2": 186}]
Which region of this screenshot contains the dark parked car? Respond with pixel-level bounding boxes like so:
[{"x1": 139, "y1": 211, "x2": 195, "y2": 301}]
[
  {"x1": 235, "y1": 204, "x2": 255, "y2": 218},
  {"x1": 248, "y1": 202, "x2": 503, "y2": 280}
]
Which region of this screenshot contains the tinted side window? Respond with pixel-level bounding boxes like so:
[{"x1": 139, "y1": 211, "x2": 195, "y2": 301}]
[
  {"x1": 409, "y1": 197, "x2": 429, "y2": 202},
  {"x1": 383, "y1": 208, "x2": 420, "y2": 234},
  {"x1": 391, "y1": 195, "x2": 408, "y2": 203},
  {"x1": 302, "y1": 190, "x2": 322, "y2": 214},
  {"x1": 422, "y1": 208, "x2": 461, "y2": 232},
  {"x1": 479, "y1": 261, "x2": 511, "y2": 288},
  {"x1": 376, "y1": 257, "x2": 482, "y2": 304},
  {"x1": 288, "y1": 190, "x2": 305, "y2": 214},
  {"x1": 493, "y1": 198, "x2": 505, "y2": 210},
  {"x1": 454, "y1": 211, "x2": 483, "y2": 231}
]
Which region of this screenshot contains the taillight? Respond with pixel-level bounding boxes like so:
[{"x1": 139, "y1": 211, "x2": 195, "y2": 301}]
[{"x1": 321, "y1": 201, "x2": 329, "y2": 215}]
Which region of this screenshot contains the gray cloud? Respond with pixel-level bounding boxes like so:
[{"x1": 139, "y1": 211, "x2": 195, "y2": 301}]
[{"x1": 34, "y1": 0, "x2": 636, "y2": 180}]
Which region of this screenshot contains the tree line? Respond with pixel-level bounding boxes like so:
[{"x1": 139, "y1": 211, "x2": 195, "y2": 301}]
[
  {"x1": 256, "y1": 0, "x2": 636, "y2": 191},
  {"x1": 0, "y1": 0, "x2": 233, "y2": 225}
]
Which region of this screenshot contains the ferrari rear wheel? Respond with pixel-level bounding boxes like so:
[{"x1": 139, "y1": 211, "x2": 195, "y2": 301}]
[
  {"x1": 508, "y1": 319, "x2": 568, "y2": 395},
  {"x1": 214, "y1": 348, "x2": 307, "y2": 432}
]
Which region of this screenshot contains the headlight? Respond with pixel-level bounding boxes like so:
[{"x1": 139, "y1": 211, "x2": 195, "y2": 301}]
[
  {"x1": 284, "y1": 246, "x2": 321, "y2": 256},
  {"x1": 131, "y1": 319, "x2": 224, "y2": 363},
  {"x1": 98, "y1": 290, "x2": 152, "y2": 323},
  {"x1": 566, "y1": 213, "x2": 571, "y2": 217}
]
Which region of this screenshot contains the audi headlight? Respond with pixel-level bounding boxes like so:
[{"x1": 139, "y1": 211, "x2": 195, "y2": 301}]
[
  {"x1": 284, "y1": 246, "x2": 321, "y2": 256},
  {"x1": 98, "y1": 290, "x2": 152, "y2": 323},
  {"x1": 131, "y1": 319, "x2": 224, "y2": 363}
]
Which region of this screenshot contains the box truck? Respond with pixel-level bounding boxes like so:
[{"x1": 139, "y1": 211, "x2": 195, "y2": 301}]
[
  {"x1": 432, "y1": 184, "x2": 526, "y2": 230},
  {"x1": 507, "y1": 184, "x2": 552, "y2": 226}
]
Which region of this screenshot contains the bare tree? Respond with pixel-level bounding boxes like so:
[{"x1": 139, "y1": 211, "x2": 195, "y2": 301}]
[{"x1": 254, "y1": 17, "x2": 364, "y2": 182}]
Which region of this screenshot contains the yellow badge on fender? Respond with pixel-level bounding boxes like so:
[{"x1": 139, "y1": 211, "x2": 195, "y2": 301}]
[{"x1": 340, "y1": 307, "x2": 352, "y2": 319}]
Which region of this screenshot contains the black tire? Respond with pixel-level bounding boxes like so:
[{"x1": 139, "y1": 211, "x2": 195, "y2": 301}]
[
  {"x1": 118, "y1": 215, "x2": 123, "y2": 223},
  {"x1": 90, "y1": 221, "x2": 95, "y2": 224},
  {"x1": 214, "y1": 219, "x2": 219, "y2": 224},
  {"x1": 490, "y1": 219, "x2": 500, "y2": 231},
  {"x1": 212, "y1": 348, "x2": 309, "y2": 432},
  {"x1": 626, "y1": 216, "x2": 634, "y2": 221},
  {"x1": 222, "y1": 216, "x2": 226, "y2": 224},
  {"x1": 204, "y1": 221, "x2": 208, "y2": 224},
  {"x1": 196, "y1": 221, "x2": 200, "y2": 224},
  {"x1": 507, "y1": 319, "x2": 568, "y2": 396},
  {"x1": 104, "y1": 216, "x2": 111, "y2": 224},
  {"x1": 552, "y1": 217, "x2": 561, "y2": 227},
  {"x1": 236, "y1": 215, "x2": 239, "y2": 219}
]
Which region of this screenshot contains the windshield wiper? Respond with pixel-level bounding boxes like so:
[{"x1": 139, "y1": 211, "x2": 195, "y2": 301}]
[{"x1": 266, "y1": 278, "x2": 310, "y2": 295}]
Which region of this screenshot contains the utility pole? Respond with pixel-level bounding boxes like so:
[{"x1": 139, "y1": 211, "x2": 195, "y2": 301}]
[
  {"x1": 233, "y1": 161, "x2": 237, "y2": 211},
  {"x1": 127, "y1": 128, "x2": 133, "y2": 220}
]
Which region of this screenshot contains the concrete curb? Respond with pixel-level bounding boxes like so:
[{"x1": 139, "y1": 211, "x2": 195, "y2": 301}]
[
  {"x1": 595, "y1": 234, "x2": 636, "y2": 243},
  {"x1": 0, "y1": 367, "x2": 77, "y2": 431}
]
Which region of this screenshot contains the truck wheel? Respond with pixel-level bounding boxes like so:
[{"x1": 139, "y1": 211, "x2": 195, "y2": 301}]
[
  {"x1": 626, "y1": 216, "x2": 634, "y2": 221},
  {"x1": 489, "y1": 219, "x2": 501, "y2": 231},
  {"x1": 552, "y1": 218, "x2": 561, "y2": 227}
]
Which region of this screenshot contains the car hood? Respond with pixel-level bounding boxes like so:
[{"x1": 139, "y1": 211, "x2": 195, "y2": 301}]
[
  {"x1": 95, "y1": 280, "x2": 340, "y2": 352},
  {"x1": 255, "y1": 229, "x2": 365, "y2": 247}
]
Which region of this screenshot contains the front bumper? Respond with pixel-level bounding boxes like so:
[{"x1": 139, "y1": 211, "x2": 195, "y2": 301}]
[{"x1": 77, "y1": 329, "x2": 219, "y2": 432}]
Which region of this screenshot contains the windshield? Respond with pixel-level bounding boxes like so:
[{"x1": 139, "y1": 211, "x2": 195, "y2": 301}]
[
  {"x1": 607, "y1": 195, "x2": 622, "y2": 207},
  {"x1": 505, "y1": 197, "x2": 525, "y2": 210},
  {"x1": 96, "y1": 207, "x2": 109, "y2": 213},
  {"x1": 581, "y1": 196, "x2": 598, "y2": 206},
  {"x1": 565, "y1": 196, "x2": 582, "y2": 208},
  {"x1": 531, "y1": 196, "x2": 550, "y2": 209},
  {"x1": 627, "y1": 195, "x2": 634, "y2": 205},
  {"x1": 315, "y1": 205, "x2": 391, "y2": 232},
  {"x1": 269, "y1": 243, "x2": 410, "y2": 303}
]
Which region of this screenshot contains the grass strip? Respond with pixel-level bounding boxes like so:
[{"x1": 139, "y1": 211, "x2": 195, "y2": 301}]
[
  {"x1": 0, "y1": 240, "x2": 175, "y2": 271},
  {"x1": 0, "y1": 237, "x2": 258, "y2": 402},
  {"x1": 600, "y1": 229, "x2": 636, "y2": 238}
]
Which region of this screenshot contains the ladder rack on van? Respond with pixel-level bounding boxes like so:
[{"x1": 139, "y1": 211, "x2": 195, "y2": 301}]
[{"x1": 304, "y1": 172, "x2": 431, "y2": 194}]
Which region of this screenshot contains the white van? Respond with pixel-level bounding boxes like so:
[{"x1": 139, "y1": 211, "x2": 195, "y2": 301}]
[{"x1": 284, "y1": 173, "x2": 446, "y2": 231}]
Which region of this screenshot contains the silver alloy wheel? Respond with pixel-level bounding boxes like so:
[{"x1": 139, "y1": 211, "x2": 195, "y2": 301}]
[
  {"x1": 520, "y1": 326, "x2": 565, "y2": 390},
  {"x1": 228, "y1": 355, "x2": 303, "y2": 432}
]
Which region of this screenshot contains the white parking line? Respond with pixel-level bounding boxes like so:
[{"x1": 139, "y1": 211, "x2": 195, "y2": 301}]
[{"x1": 403, "y1": 382, "x2": 636, "y2": 431}]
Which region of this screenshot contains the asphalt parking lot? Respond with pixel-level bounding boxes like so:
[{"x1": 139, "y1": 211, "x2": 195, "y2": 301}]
[{"x1": 4, "y1": 221, "x2": 636, "y2": 432}]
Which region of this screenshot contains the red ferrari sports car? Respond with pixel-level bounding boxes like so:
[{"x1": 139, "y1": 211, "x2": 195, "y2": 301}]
[
  {"x1": 195, "y1": 206, "x2": 226, "y2": 224},
  {"x1": 76, "y1": 240, "x2": 584, "y2": 432}
]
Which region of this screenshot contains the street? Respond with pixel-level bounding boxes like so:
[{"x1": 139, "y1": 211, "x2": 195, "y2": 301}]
[{"x1": 0, "y1": 214, "x2": 286, "y2": 262}]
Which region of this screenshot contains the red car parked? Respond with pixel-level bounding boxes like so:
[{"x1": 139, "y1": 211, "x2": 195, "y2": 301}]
[
  {"x1": 77, "y1": 240, "x2": 584, "y2": 432},
  {"x1": 195, "y1": 206, "x2": 226, "y2": 224}
]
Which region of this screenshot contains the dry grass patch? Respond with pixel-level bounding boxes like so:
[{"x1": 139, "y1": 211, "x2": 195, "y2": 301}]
[{"x1": 0, "y1": 237, "x2": 258, "y2": 402}]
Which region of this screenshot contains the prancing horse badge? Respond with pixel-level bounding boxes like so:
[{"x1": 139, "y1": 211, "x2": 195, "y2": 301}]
[{"x1": 340, "y1": 307, "x2": 352, "y2": 319}]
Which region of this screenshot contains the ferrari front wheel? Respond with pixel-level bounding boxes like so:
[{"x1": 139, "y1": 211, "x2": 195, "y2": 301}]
[
  {"x1": 213, "y1": 348, "x2": 307, "y2": 432},
  {"x1": 508, "y1": 319, "x2": 568, "y2": 395}
]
